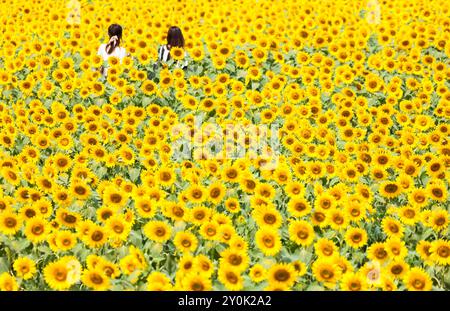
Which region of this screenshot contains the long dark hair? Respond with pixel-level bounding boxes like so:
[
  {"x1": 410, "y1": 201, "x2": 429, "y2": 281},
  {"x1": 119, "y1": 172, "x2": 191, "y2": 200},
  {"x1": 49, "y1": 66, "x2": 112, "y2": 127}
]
[
  {"x1": 167, "y1": 26, "x2": 184, "y2": 48},
  {"x1": 105, "y1": 24, "x2": 123, "y2": 54}
]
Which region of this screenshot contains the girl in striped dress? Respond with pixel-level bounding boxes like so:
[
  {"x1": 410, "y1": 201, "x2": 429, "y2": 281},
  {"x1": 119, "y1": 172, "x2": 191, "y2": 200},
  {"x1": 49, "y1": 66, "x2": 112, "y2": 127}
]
[{"x1": 158, "y1": 26, "x2": 188, "y2": 69}]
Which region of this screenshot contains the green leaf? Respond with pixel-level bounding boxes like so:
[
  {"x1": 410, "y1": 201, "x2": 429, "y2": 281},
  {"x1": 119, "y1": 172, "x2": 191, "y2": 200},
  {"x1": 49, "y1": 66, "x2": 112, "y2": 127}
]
[{"x1": 128, "y1": 168, "x2": 141, "y2": 183}]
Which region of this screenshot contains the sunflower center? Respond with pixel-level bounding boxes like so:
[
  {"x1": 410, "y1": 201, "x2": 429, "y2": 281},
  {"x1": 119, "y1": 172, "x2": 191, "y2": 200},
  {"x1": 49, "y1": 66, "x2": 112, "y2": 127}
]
[
  {"x1": 274, "y1": 269, "x2": 290, "y2": 282},
  {"x1": 155, "y1": 227, "x2": 166, "y2": 237},
  {"x1": 226, "y1": 169, "x2": 237, "y2": 179},
  {"x1": 161, "y1": 172, "x2": 171, "y2": 182},
  {"x1": 25, "y1": 209, "x2": 36, "y2": 218},
  {"x1": 391, "y1": 265, "x2": 403, "y2": 275},
  {"x1": 55, "y1": 270, "x2": 67, "y2": 282},
  {"x1": 264, "y1": 214, "x2": 276, "y2": 224},
  {"x1": 295, "y1": 202, "x2": 306, "y2": 211},
  {"x1": 92, "y1": 230, "x2": 104, "y2": 242},
  {"x1": 113, "y1": 224, "x2": 124, "y2": 234},
  {"x1": 110, "y1": 193, "x2": 122, "y2": 203},
  {"x1": 375, "y1": 248, "x2": 387, "y2": 259},
  {"x1": 412, "y1": 279, "x2": 425, "y2": 290},
  {"x1": 229, "y1": 255, "x2": 242, "y2": 266},
  {"x1": 385, "y1": 184, "x2": 398, "y2": 193},
  {"x1": 389, "y1": 224, "x2": 399, "y2": 233},
  {"x1": 32, "y1": 225, "x2": 43, "y2": 235},
  {"x1": 297, "y1": 229, "x2": 308, "y2": 239},
  {"x1": 74, "y1": 186, "x2": 87, "y2": 195},
  {"x1": 5, "y1": 217, "x2": 17, "y2": 228},
  {"x1": 352, "y1": 233, "x2": 362, "y2": 242},
  {"x1": 226, "y1": 272, "x2": 238, "y2": 284},
  {"x1": 435, "y1": 217, "x2": 446, "y2": 226},
  {"x1": 263, "y1": 236, "x2": 275, "y2": 248},
  {"x1": 437, "y1": 246, "x2": 450, "y2": 258},
  {"x1": 432, "y1": 188, "x2": 443, "y2": 198},
  {"x1": 323, "y1": 246, "x2": 333, "y2": 256},
  {"x1": 320, "y1": 269, "x2": 334, "y2": 280},
  {"x1": 192, "y1": 282, "x2": 204, "y2": 291},
  {"x1": 192, "y1": 190, "x2": 202, "y2": 199},
  {"x1": 91, "y1": 273, "x2": 104, "y2": 285},
  {"x1": 64, "y1": 215, "x2": 76, "y2": 223},
  {"x1": 350, "y1": 282, "x2": 361, "y2": 290},
  {"x1": 210, "y1": 188, "x2": 221, "y2": 198},
  {"x1": 334, "y1": 215, "x2": 344, "y2": 224}
]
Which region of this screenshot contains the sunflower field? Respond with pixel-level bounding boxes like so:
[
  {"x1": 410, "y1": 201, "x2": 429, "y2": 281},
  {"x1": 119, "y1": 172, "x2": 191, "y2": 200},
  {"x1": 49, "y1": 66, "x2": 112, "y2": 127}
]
[{"x1": 0, "y1": 0, "x2": 449, "y2": 291}]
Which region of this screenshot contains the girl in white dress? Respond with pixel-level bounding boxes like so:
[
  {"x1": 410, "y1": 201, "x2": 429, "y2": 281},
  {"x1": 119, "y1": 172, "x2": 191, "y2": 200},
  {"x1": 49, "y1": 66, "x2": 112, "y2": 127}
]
[{"x1": 97, "y1": 24, "x2": 127, "y2": 76}]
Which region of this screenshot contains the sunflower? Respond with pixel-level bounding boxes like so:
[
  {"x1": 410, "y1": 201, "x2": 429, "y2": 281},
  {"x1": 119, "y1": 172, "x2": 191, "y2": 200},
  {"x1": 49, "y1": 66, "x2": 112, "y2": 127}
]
[
  {"x1": 249, "y1": 264, "x2": 267, "y2": 283},
  {"x1": 143, "y1": 220, "x2": 172, "y2": 243},
  {"x1": 1, "y1": 168, "x2": 21, "y2": 186},
  {"x1": 382, "y1": 217, "x2": 404, "y2": 238},
  {"x1": 385, "y1": 259, "x2": 410, "y2": 280},
  {"x1": 379, "y1": 181, "x2": 402, "y2": 199},
  {"x1": 43, "y1": 261, "x2": 71, "y2": 290},
  {"x1": 103, "y1": 187, "x2": 127, "y2": 209},
  {"x1": 252, "y1": 206, "x2": 282, "y2": 229},
  {"x1": 170, "y1": 47, "x2": 185, "y2": 61},
  {"x1": 207, "y1": 182, "x2": 226, "y2": 204},
  {"x1": 186, "y1": 184, "x2": 206, "y2": 203},
  {"x1": 188, "y1": 205, "x2": 212, "y2": 225},
  {"x1": 427, "y1": 181, "x2": 447, "y2": 202},
  {"x1": 430, "y1": 240, "x2": 450, "y2": 265},
  {"x1": 220, "y1": 248, "x2": 249, "y2": 272},
  {"x1": 287, "y1": 197, "x2": 311, "y2": 217},
  {"x1": 106, "y1": 215, "x2": 131, "y2": 241},
  {"x1": 24, "y1": 217, "x2": 49, "y2": 243},
  {"x1": 0, "y1": 210, "x2": 22, "y2": 235},
  {"x1": 314, "y1": 238, "x2": 338, "y2": 258},
  {"x1": 311, "y1": 210, "x2": 328, "y2": 227},
  {"x1": 398, "y1": 205, "x2": 420, "y2": 226},
  {"x1": 83, "y1": 225, "x2": 108, "y2": 248},
  {"x1": 81, "y1": 269, "x2": 110, "y2": 291},
  {"x1": 183, "y1": 273, "x2": 212, "y2": 291},
  {"x1": 267, "y1": 263, "x2": 296, "y2": 288},
  {"x1": 328, "y1": 208, "x2": 349, "y2": 230},
  {"x1": 55, "y1": 209, "x2": 80, "y2": 228},
  {"x1": 255, "y1": 227, "x2": 281, "y2": 256},
  {"x1": 194, "y1": 255, "x2": 214, "y2": 277},
  {"x1": 312, "y1": 258, "x2": 342, "y2": 288},
  {"x1": 218, "y1": 266, "x2": 243, "y2": 291},
  {"x1": 386, "y1": 237, "x2": 408, "y2": 260},
  {"x1": 157, "y1": 167, "x2": 176, "y2": 187},
  {"x1": 174, "y1": 231, "x2": 198, "y2": 253},
  {"x1": 223, "y1": 166, "x2": 240, "y2": 183},
  {"x1": 404, "y1": 267, "x2": 432, "y2": 291},
  {"x1": 13, "y1": 257, "x2": 36, "y2": 280},
  {"x1": 55, "y1": 230, "x2": 77, "y2": 251},
  {"x1": 0, "y1": 273, "x2": 18, "y2": 291},
  {"x1": 340, "y1": 272, "x2": 368, "y2": 291},
  {"x1": 367, "y1": 242, "x2": 389, "y2": 263},
  {"x1": 178, "y1": 254, "x2": 195, "y2": 277},
  {"x1": 135, "y1": 198, "x2": 158, "y2": 218},
  {"x1": 70, "y1": 180, "x2": 91, "y2": 201},
  {"x1": 344, "y1": 227, "x2": 368, "y2": 249},
  {"x1": 416, "y1": 240, "x2": 434, "y2": 264},
  {"x1": 429, "y1": 209, "x2": 449, "y2": 232},
  {"x1": 408, "y1": 188, "x2": 428, "y2": 208},
  {"x1": 314, "y1": 192, "x2": 336, "y2": 211}
]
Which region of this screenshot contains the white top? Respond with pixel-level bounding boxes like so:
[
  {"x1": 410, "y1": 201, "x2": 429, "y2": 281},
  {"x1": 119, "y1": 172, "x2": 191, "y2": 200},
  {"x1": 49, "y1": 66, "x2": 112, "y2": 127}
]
[{"x1": 97, "y1": 43, "x2": 127, "y2": 76}]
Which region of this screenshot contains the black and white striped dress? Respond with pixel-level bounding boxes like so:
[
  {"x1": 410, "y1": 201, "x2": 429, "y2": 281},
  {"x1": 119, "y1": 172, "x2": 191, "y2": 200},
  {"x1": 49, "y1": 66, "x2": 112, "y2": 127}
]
[{"x1": 158, "y1": 45, "x2": 171, "y2": 62}]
